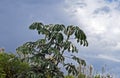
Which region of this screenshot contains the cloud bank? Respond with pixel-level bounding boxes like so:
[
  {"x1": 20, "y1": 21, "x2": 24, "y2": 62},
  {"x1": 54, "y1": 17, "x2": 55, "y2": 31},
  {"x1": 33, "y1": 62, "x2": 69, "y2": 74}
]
[{"x1": 64, "y1": 0, "x2": 120, "y2": 77}]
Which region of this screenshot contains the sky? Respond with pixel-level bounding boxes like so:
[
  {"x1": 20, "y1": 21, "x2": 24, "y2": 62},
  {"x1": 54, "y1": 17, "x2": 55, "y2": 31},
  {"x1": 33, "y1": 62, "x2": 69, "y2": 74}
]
[{"x1": 0, "y1": 0, "x2": 120, "y2": 77}]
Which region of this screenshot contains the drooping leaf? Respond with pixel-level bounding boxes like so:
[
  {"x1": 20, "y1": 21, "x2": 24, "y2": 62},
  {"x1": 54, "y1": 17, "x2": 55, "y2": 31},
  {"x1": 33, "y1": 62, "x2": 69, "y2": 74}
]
[
  {"x1": 64, "y1": 63, "x2": 78, "y2": 75},
  {"x1": 56, "y1": 33, "x2": 64, "y2": 43}
]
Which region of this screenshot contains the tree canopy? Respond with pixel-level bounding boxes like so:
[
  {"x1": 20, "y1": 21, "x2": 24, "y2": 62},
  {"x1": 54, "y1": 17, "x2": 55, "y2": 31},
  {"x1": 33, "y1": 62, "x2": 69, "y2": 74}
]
[{"x1": 16, "y1": 22, "x2": 88, "y2": 78}]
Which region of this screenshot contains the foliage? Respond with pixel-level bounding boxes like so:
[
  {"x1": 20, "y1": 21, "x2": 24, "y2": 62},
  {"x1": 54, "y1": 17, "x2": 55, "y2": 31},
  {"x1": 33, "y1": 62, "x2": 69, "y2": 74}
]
[
  {"x1": 0, "y1": 22, "x2": 114, "y2": 78},
  {"x1": 64, "y1": 75, "x2": 74, "y2": 78},
  {"x1": 78, "y1": 73, "x2": 86, "y2": 78},
  {"x1": 93, "y1": 74, "x2": 113, "y2": 78},
  {"x1": 94, "y1": 74, "x2": 101, "y2": 78},
  {"x1": 16, "y1": 22, "x2": 88, "y2": 77},
  {"x1": 0, "y1": 52, "x2": 30, "y2": 78}
]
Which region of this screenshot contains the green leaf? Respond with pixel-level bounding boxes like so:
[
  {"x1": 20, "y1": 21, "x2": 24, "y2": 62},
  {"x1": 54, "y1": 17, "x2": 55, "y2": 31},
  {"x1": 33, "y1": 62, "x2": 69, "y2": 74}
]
[
  {"x1": 63, "y1": 41, "x2": 71, "y2": 50},
  {"x1": 29, "y1": 23, "x2": 37, "y2": 30},
  {"x1": 29, "y1": 22, "x2": 43, "y2": 30},
  {"x1": 56, "y1": 33, "x2": 64, "y2": 43},
  {"x1": 64, "y1": 63, "x2": 78, "y2": 75}
]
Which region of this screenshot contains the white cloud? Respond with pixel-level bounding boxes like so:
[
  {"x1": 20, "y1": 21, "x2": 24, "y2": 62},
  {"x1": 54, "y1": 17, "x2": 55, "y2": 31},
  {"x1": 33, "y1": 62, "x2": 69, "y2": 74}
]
[
  {"x1": 64, "y1": 0, "x2": 120, "y2": 52},
  {"x1": 64, "y1": 1, "x2": 120, "y2": 77}
]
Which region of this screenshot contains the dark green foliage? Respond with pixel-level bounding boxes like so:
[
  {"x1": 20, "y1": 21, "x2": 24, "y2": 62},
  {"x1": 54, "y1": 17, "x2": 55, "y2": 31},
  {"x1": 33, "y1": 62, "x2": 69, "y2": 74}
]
[
  {"x1": 64, "y1": 63, "x2": 78, "y2": 75},
  {"x1": 71, "y1": 55, "x2": 86, "y2": 66},
  {"x1": 0, "y1": 52, "x2": 30, "y2": 78},
  {"x1": 94, "y1": 74, "x2": 101, "y2": 78},
  {"x1": 78, "y1": 73, "x2": 86, "y2": 78},
  {"x1": 64, "y1": 75, "x2": 74, "y2": 78},
  {"x1": 16, "y1": 22, "x2": 88, "y2": 77}
]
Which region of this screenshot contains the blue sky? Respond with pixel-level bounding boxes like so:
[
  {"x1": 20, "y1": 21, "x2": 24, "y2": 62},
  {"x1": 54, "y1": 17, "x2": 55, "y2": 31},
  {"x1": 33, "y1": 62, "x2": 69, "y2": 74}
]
[{"x1": 0, "y1": 0, "x2": 120, "y2": 77}]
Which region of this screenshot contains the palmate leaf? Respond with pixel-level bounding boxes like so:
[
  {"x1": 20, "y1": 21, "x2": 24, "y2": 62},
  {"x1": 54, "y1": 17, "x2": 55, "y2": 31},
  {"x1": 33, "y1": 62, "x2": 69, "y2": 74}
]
[
  {"x1": 63, "y1": 41, "x2": 71, "y2": 50},
  {"x1": 68, "y1": 44, "x2": 78, "y2": 53},
  {"x1": 64, "y1": 63, "x2": 78, "y2": 75},
  {"x1": 75, "y1": 27, "x2": 88, "y2": 46},
  {"x1": 71, "y1": 55, "x2": 81, "y2": 64},
  {"x1": 71, "y1": 55, "x2": 86, "y2": 66},
  {"x1": 56, "y1": 33, "x2": 64, "y2": 43},
  {"x1": 29, "y1": 22, "x2": 43, "y2": 30},
  {"x1": 52, "y1": 24, "x2": 65, "y2": 31},
  {"x1": 66, "y1": 25, "x2": 75, "y2": 36}
]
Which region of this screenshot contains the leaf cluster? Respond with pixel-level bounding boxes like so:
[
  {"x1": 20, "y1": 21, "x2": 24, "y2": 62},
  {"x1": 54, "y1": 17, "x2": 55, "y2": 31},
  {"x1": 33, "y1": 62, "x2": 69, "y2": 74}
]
[{"x1": 16, "y1": 22, "x2": 88, "y2": 77}]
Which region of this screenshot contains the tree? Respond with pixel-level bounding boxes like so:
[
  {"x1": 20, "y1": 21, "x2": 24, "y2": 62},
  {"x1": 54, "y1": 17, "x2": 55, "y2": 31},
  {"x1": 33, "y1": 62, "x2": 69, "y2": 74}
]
[
  {"x1": 16, "y1": 22, "x2": 88, "y2": 78},
  {"x1": 0, "y1": 52, "x2": 30, "y2": 78}
]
